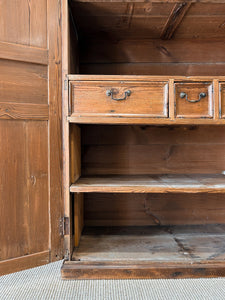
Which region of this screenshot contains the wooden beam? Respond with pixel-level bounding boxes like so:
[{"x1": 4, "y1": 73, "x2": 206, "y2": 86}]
[
  {"x1": 0, "y1": 41, "x2": 48, "y2": 65},
  {"x1": 161, "y1": 2, "x2": 191, "y2": 40}
]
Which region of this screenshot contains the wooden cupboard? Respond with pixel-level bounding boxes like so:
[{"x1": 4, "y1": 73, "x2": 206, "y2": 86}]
[
  {"x1": 2, "y1": 0, "x2": 225, "y2": 280},
  {"x1": 61, "y1": 0, "x2": 225, "y2": 279}
]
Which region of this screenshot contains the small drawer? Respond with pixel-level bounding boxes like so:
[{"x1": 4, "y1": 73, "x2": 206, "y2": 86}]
[
  {"x1": 70, "y1": 81, "x2": 168, "y2": 118},
  {"x1": 220, "y1": 83, "x2": 225, "y2": 118},
  {"x1": 175, "y1": 82, "x2": 213, "y2": 119}
]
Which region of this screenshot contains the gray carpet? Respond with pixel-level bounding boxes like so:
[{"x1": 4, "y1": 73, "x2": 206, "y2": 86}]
[{"x1": 1, "y1": 260, "x2": 225, "y2": 300}]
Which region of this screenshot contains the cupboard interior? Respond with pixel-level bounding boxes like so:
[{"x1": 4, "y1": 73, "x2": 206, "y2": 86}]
[
  {"x1": 66, "y1": 1, "x2": 225, "y2": 274},
  {"x1": 69, "y1": 1, "x2": 225, "y2": 76},
  {"x1": 70, "y1": 124, "x2": 225, "y2": 263}
]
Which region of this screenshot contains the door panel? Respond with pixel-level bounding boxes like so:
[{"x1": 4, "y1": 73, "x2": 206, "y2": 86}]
[
  {"x1": 0, "y1": 0, "x2": 47, "y2": 48},
  {"x1": 0, "y1": 120, "x2": 49, "y2": 261}
]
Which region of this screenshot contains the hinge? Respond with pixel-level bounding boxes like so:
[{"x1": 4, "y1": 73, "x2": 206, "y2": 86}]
[
  {"x1": 59, "y1": 217, "x2": 70, "y2": 236},
  {"x1": 64, "y1": 79, "x2": 68, "y2": 91}
]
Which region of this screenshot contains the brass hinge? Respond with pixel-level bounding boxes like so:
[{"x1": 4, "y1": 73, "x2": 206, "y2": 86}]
[{"x1": 59, "y1": 217, "x2": 69, "y2": 236}]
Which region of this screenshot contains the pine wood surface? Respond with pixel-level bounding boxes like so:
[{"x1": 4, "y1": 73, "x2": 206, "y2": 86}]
[
  {"x1": 70, "y1": 174, "x2": 225, "y2": 193},
  {"x1": 62, "y1": 225, "x2": 225, "y2": 279}
]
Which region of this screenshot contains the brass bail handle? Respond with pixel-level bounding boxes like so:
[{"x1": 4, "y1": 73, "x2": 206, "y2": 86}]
[
  {"x1": 106, "y1": 89, "x2": 131, "y2": 101},
  {"x1": 180, "y1": 92, "x2": 207, "y2": 103}
]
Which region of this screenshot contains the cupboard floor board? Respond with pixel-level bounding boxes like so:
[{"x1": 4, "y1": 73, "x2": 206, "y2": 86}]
[
  {"x1": 72, "y1": 225, "x2": 225, "y2": 262},
  {"x1": 61, "y1": 225, "x2": 225, "y2": 279}
]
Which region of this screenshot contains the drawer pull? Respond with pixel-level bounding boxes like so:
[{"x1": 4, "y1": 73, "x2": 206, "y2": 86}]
[
  {"x1": 180, "y1": 92, "x2": 206, "y2": 103},
  {"x1": 106, "y1": 89, "x2": 131, "y2": 101}
]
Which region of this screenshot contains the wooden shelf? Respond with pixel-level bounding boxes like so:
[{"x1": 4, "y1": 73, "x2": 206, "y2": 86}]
[
  {"x1": 61, "y1": 225, "x2": 225, "y2": 279},
  {"x1": 70, "y1": 174, "x2": 225, "y2": 193}
]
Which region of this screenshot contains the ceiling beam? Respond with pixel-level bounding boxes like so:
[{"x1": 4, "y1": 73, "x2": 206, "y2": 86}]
[{"x1": 160, "y1": 2, "x2": 191, "y2": 40}]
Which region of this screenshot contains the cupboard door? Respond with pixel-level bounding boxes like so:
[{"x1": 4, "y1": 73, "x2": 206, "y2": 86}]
[
  {"x1": 0, "y1": 0, "x2": 63, "y2": 275},
  {"x1": 175, "y1": 82, "x2": 213, "y2": 119}
]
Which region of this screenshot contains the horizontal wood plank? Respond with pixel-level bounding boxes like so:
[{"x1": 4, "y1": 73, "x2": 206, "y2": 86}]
[
  {"x1": 69, "y1": 116, "x2": 225, "y2": 124},
  {"x1": 71, "y1": 0, "x2": 225, "y2": 3},
  {"x1": 0, "y1": 41, "x2": 48, "y2": 65},
  {"x1": 70, "y1": 174, "x2": 225, "y2": 193},
  {"x1": 0, "y1": 59, "x2": 48, "y2": 105},
  {"x1": 0, "y1": 102, "x2": 49, "y2": 120},
  {"x1": 62, "y1": 260, "x2": 225, "y2": 279},
  {"x1": 68, "y1": 75, "x2": 225, "y2": 81},
  {"x1": 0, "y1": 250, "x2": 49, "y2": 276},
  {"x1": 80, "y1": 40, "x2": 225, "y2": 64},
  {"x1": 82, "y1": 125, "x2": 225, "y2": 145},
  {"x1": 84, "y1": 193, "x2": 225, "y2": 226},
  {"x1": 80, "y1": 63, "x2": 225, "y2": 77}
]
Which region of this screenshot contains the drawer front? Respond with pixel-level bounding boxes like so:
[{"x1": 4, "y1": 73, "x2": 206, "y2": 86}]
[
  {"x1": 220, "y1": 83, "x2": 225, "y2": 118},
  {"x1": 175, "y1": 82, "x2": 213, "y2": 119},
  {"x1": 70, "y1": 81, "x2": 168, "y2": 117}
]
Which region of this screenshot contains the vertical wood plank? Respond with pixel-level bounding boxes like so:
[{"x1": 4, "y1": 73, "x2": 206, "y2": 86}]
[
  {"x1": 26, "y1": 121, "x2": 49, "y2": 254},
  {"x1": 29, "y1": 0, "x2": 47, "y2": 48},
  {"x1": 47, "y1": 0, "x2": 64, "y2": 261},
  {"x1": 61, "y1": 0, "x2": 72, "y2": 259},
  {"x1": 169, "y1": 79, "x2": 175, "y2": 120},
  {"x1": 213, "y1": 79, "x2": 219, "y2": 120},
  {"x1": 74, "y1": 194, "x2": 84, "y2": 247},
  {"x1": 70, "y1": 125, "x2": 81, "y2": 184}
]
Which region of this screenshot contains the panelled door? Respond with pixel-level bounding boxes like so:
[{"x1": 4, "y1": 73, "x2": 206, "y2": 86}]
[{"x1": 0, "y1": 0, "x2": 63, "y2": 275}]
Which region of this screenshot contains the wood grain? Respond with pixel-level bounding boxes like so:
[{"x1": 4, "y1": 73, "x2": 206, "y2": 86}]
[
  {"x1": 47, "y1": 0, "x2": 64, "y2": 261},
  {"x1": 82, "y1": 124, "x2": 225, "y2": 145},
  {"x1": 72, "y1": 225, "x2": 225, "y2": 262},
  {"x1": 70, "y1": 174, "x2": 225, "y2": 193},
  {"x1": 0, "y1": 41, "x2": 48, "y2": 65},
  {"x1": 0, "y1": 251, "x2": 49, "y2": 276},
  {"x1": 0, "y1": 0, "x2": 47, "y2": 47},
  {"x1": 0, "y1": 59, "x2": 47, "y2": 105},
  {"x1": 74, "y1": 194, "x2": 84, "y2": 247},
  {"x1": 0, "y1": 102, "x2": 48, "y2": 120},
  {"x1": 161, "y1": 2, "x2": 191, "y2": 40},
  {"x1": 80, "y1": 63, "x2": 225, "y2": 77},
  {"x1": 82, "y1": 144, "x2": 225, "y2": 175},
  {"x1": 70, "y1": 80, "x2": 168, "y2": 117},
  {"x1": 0, "y1": 120, "x2": 49, "y2": 261},
  {"x1": 80, "y1": 39, "x2": 225, "y2": 64},
  {"x1": 175, "y1": 82, "x2": 213, "y2": 118},
  {"x1": 70, "y1": 125, "x2": 81, "y2": 184},
  {"x1": 84, "y1": 193, "x2": 225, "y2": 226},
  {"x1": 62, "y1": 225, "x2": 225, "y2": 279},
  {"x1": 62, "y1": 260, "x2": 225, "y2": 279},
  {"x1": 70, "y1": 1, "x2": 225, "y2": 41}
]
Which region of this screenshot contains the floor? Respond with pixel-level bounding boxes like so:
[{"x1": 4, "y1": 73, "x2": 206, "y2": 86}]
[{"x1": 1, "y1": 260, "x2": 225, "y2": 299}]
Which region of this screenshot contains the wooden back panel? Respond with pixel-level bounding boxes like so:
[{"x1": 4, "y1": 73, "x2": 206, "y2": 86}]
[
  {"x1": 72, "y1": 2, "x2": 225, "y2": 76},
  {"x1": 82, "y1": 125, "x2": 225, "y2": 175},
  {"x1": 84, "y1": 193, "x2": 225, "y2": 226}
]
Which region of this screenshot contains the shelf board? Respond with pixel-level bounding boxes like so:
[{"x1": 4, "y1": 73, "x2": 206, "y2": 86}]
[{"x1": 70, "y1": 174, "x2": 225, "y2": 193}]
